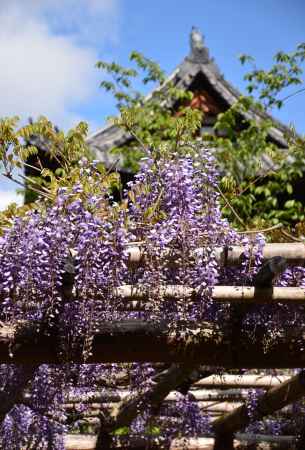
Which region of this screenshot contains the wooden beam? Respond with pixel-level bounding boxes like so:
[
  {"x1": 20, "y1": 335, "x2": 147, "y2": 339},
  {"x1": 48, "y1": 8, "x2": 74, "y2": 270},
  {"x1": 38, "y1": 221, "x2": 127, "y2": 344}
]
[
  {"x1": 213, "y1": 371, "x2": 305, "y2": 435},
  {"x1": 2, "y1": 320, "x2": 305, "y2": 367}
]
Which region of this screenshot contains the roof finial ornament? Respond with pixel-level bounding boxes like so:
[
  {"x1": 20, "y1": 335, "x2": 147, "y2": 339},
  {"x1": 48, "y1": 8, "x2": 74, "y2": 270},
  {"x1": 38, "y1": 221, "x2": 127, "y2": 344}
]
[
  {"x1": 190, "y1": 26, "x2": 204, "y2": 51},
  {"x1": 189, "y1": 26, "x2": 210, "y2": 63}
]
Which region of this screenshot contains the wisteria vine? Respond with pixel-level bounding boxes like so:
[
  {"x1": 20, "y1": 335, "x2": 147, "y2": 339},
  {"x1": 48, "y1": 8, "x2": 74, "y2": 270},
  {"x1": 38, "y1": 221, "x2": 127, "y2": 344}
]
[{"x1": 0, "y1": 146, "x2": 305, "y2": 448}]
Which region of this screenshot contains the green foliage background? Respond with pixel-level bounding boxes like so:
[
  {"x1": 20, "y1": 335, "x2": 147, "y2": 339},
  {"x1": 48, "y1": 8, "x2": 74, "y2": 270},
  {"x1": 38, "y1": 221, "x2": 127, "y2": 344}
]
[
  {"x1": 96, "y1": 47, "x2": 305, "y2": 236},
  {"x1": 0, "y1": 45, "x2": 305, "y2": 240}
]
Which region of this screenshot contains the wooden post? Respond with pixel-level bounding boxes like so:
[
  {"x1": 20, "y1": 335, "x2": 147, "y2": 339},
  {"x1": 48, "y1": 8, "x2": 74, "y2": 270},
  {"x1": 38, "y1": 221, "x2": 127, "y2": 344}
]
[{"x1": 213, "y1": 432, "x2": 234, "y2": 450}]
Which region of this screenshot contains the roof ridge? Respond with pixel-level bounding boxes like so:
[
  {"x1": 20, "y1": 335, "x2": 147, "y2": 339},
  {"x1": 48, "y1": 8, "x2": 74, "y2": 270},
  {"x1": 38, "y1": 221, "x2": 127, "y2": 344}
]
[{"x1": 87, "y1": 29, "x2": 293, "y2": 163}]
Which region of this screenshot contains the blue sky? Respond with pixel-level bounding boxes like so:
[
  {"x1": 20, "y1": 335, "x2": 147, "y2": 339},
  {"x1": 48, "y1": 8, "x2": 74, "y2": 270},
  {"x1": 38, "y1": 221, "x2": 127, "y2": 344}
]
[{"x1": 0, "y1": 0, "x2": 304, "y2": 208}]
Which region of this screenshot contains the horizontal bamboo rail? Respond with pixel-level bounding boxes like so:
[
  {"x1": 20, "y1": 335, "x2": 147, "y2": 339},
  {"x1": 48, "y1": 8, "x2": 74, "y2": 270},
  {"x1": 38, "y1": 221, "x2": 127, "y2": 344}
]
[
  {"x1": 65, "y1": 375, "x2": 292, "y2": 404},
  {"x1": 116, "y1": 285, "x2": 305, "y2": 304},
  {"x1": 65, "y1": 389, "x2": 252, "y2": 404},
  {"x1": 91, "y1": 373, "x2": 290, "y2": 389},
  {"x1": 1, "y1": 320, "x2": 305, "y2": 367},
  {"x1": 195, "y1": 374, "x2": 290, "y2": 389},
  {"x1": 127, "y1": 242, "x2": 305, "y2": 266},
  {"x1": 15, "y1": 286, "x2": 305, "y2": 314},
  {"x1": 63, "y1": 434, "x2": 296, "y2": 450},
  {"x1": 66, "y1": 400, "x2": 244, "y2": 415},
  {"x1": 66, "y1": 401, "x2": 297, "y2": 419}
]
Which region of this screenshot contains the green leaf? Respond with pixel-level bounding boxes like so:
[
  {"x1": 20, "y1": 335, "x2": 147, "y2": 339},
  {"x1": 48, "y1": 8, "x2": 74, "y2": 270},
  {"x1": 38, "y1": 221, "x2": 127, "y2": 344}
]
[
  {"x1": 286, "y1": 183, "x2": 293, "y2": 194},
  {"x1": 284, "y1": 200, "x2": 296, "y2": 209}
]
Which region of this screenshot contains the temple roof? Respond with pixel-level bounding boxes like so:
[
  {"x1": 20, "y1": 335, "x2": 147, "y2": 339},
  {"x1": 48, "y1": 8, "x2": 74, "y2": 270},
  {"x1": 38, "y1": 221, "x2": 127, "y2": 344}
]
[{"x1": 87, "y1": 29, "x2": 290, "y2": 169}]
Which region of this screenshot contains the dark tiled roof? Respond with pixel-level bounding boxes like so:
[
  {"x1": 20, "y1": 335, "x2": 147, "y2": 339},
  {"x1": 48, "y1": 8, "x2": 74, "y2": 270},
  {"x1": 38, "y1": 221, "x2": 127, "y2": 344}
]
[{"x1": 87, "y1": 30, "x2": 290, "y2": 169}]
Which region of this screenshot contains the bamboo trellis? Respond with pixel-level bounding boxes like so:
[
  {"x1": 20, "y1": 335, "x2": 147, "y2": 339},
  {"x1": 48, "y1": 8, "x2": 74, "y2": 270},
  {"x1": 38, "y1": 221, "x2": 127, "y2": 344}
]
[
  {"x1": 62, "y1": 372, "x2": 305, "y2": 448},
  {"x1": 2, "y1": 242, "x2": 305, "y2": 449}
]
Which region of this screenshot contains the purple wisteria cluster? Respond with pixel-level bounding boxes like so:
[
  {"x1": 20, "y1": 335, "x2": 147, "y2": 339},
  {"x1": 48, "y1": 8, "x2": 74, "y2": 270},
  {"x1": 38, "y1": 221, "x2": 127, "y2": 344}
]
[
  {"x1": 0, "y1": 176, "x2": 130, "y2": 350},
  {"x1": 126, "y1": 149, "x2": 244, "y2": 327},
  {"x1": 0, "y1": 148, "x2": 305, "y2": 447}
]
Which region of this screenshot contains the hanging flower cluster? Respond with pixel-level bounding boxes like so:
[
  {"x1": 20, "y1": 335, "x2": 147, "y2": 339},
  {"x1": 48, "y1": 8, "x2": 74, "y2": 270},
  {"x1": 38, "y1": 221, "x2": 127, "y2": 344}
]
[{"x1": 0, "y1": 147, "x2": 305, "y2": 448}]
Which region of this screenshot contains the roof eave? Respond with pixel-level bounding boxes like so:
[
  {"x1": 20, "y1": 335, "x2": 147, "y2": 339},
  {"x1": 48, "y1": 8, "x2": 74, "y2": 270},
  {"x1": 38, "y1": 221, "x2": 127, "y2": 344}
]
[{"x1": 87, "y1": 50, "x2": 291, "y2": 163}]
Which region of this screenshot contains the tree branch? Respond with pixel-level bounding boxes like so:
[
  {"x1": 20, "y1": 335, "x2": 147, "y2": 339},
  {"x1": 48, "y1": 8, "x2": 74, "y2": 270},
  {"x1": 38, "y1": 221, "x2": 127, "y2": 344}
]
[
  {"x1": 213, "y1": 371, "x2": 305, "y2": 435},
  {"x1": 95, "y1": 362, "x2": 202, "y2": 449}
]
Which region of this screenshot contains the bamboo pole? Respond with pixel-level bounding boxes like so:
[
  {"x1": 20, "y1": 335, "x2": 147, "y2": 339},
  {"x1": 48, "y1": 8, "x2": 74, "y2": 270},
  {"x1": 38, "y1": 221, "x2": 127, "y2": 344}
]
[
  {"x1": 92, "y1": 373, "x2": 290, "y2": 389},
  {"x1": 65, "y1": 389, "x2": 252, "y2": 404},
  {"x1": 65, "y1": 400, "x2": 244, "y2": 415},
  {"x1": 14, "y1": 285, "x2": 305, "y2": 313},
  {"x1": 115, "y1": 285, "x2": 305, "y2": 305},
  {"x1": 63, "y1": 434, "x2": 296, "y2": 450},
  {"x1": 195, "y1": 375, "x2": 290, "y2": 389},
  {"x1": 127, "y1": 242, "x2": 305, "y2": 266},
  {"x1": 65, "y1": 400, "x2": 298, "y2": 418}
]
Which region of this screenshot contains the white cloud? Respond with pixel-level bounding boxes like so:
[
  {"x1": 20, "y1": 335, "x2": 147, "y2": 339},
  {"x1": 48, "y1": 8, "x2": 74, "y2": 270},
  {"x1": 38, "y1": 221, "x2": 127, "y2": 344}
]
[
  {"x1": 0, "y1": 190, "x2": 22, "y2": 211},
  {"x1": 0, "y1": 0, "x2": 120, "y2": 46},
  {"x1": 0, "y1": 0, "x2": 119, "y2": 129}
]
